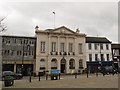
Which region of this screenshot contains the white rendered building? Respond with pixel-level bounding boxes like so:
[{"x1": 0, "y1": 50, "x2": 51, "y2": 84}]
[
  {"x1": 35, "y1": 26, "x2": 86, "y2": 74},
  {"x1": 86, "y1": 37, "x2": 112, "y2": 62}
]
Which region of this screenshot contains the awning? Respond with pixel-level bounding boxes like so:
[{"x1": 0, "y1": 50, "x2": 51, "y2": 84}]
[
  {"x1": 101, "y1": 61, "x2": 113, "y2": 65},
  {"x1": 87, "y1": 61, "x2": 113, "y2": 65},
  {"x1": 86, "y1": 61, "x2": 99, "y2": 65}
]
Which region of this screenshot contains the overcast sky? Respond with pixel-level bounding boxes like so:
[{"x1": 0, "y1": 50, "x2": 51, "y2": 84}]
[{"x1": 0, "y1": 1, "x2": 118, "y2": 43}]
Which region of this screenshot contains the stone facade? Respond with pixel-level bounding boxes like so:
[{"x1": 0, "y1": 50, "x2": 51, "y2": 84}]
[{"x1": 35, "y1": 26, "x2": 86, "y2": 74}]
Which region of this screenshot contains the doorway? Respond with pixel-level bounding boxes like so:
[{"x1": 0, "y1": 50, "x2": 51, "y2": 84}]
[
  {"x1": 16, "y1": 64, "x2": 33, "y2": 76},
  {"x1": 61, "y1": 59, "x2": 66, "y2": 73}
]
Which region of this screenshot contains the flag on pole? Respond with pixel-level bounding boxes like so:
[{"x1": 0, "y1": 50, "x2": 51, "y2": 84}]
[{"x1": 53, "y1": 12, "x2": 55, "y2": 14}]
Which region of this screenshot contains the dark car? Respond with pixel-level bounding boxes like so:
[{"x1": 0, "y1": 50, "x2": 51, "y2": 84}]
[
  {"x1": 102, "y1": 66, "x2": 119, "y2": 75},
  {"x1": 2, "y1": 71, "x2": 23, "y2": 80}
]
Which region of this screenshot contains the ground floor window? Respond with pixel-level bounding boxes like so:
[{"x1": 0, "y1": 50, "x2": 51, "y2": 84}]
[
  {"x1": 95, "y1": 54, "x2": 98, "y2": 61},
  {"x1": 40, "y1": 59, "x2": 46, "y2": 70},
  {"x1": 51, "y1": 59, "x2": 57, "y2": 69},
  {"x1": 79, "y1": 59, "x2": 83, "y2": 69},
  {"x1": 101, "y1": 54, "x2": 105, "y2": 61},
  {"x1": 106, "y1": 54, "x2": 110, "y2": 61},
  {"x1": 69, "y1": 59, "x2": 75, "y2": 69},
  {"x1": 89, "y1": 54, "x2": 92, "y2": 61}
]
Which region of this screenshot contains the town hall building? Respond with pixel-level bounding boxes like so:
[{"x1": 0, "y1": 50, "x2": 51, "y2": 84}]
[{"x1": 35, "y1": 26, "x2": 86, "y2": 74}]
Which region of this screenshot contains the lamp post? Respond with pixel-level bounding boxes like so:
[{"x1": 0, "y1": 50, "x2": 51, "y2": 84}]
[
  {"x1": 86, "y1": 62, "x2": 89, "y2": 78},
  {"x1": 21, "y1": 39, "x2": 30, "y2": 76},
  {"x1": 98, "y1": 43, "x2": 102, "y2": 70},
  {"x1": 118, "y1": 56, "x2": 120, "y2": 74},
  {"x1": 21, "y1": 39, "x2": 25, "y2": 76},
  {"x1": 62, "y1": 52, "x2": 65, "y2": 74}
]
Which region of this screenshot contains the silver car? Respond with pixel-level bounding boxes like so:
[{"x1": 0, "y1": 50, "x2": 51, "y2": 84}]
[{"x1": 2, "y1": 71, "x2": 23, "y2": 80}]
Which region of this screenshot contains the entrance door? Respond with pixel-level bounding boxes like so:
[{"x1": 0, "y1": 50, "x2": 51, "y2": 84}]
[
  {"x1": 61, "y1": 59, "x2": 66, "y2": 73},
  {"x1": 16, "y1": 64, "x2": 33, "y2": 76}
]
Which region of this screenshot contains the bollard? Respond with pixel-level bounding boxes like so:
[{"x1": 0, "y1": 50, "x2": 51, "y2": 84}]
[
  {"x1": 96, "y1": 72, "x2": 98, "y2": 77},
  {"x1": 46, "y1": 70, "x2": 49, "y2": 80},
  {"x1": 46, "y1": 74, "x2": 48, "y2": 80},
  {"x1": 29, "y1": 72, "x2": 32, "y2": 83},
  {"x1": 75, "y1": 73, "x2": 77, "y2": 79},
  {"x1": 103, "y1": 73, "x2": 105, "y2": 76},
  {"x1": 29, "y1": 75, "x2": 31, "y2": 82},
  {"x1": 112, "y1": 69, "x2": 115, "y2": 76},
  {"x1": 86, "y1": 65, "x2": 89, "y2": 78},
  {"x1": 38, "y1": 72, "x2": 40, "y2": 81},
  {"x1": 86, "y1": 68, "x2": 88, "y2": 78},
  {"x1": 58, "y1": 73, "x2": 60, "y2": 80},
  {"x1": 96, "y1": 66, "x2": 98, "y2": 77},
  {"x1": 39, "y1": 75, "x2": 40, "y2": 81},
  {"x1": 103, "y1": 72, "x2": 105, "y2": 76},
  {"x1": 96, "y1": 69, "x2": 98, "y2": 77}
]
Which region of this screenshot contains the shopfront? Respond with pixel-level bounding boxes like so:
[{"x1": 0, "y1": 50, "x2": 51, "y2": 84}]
[{"x1": 87, "y1": 61, "x2": 114, "y2": 73}]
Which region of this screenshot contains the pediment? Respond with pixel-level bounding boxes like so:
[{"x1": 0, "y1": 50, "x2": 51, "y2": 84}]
[{"x1": 51, "y1": 26, "x2": 76, "y2": 34}]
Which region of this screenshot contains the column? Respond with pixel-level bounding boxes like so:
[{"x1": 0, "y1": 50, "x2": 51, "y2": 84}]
[
  {"x1": 75, "y1": 59, "x2": 79, "y2": 71},
  {"x1": 57, "y1": 36, "x2": 60, "y2": 54},
  {"x1": 46, "y1": 56, "x2": 48, "y2": 71},
  {"x1": 66, "y1": 37, "x2": 68, "y2": 54},
  {"x1": 66, "y1": 58, "x2": 69, "y2": 73},
  {"x1": 48, "y1": 35, "x2": 51, "y2": 54},
  {"x1": 36, "y1": 57, "x2": 40, "y2": 72},
  {"x1": 57, "y1": 59, "x2": 60, "y2": 70},
  {"x1": 14, "y1": 63, "x2": 16, "y2": 73},
  {"x1": 74, "y1": 37, "x2": 76, "y2": 55},
  {"x1": 48, "y1": 59, "x2": 51, "y2": 71},
  {"x1": 98, "y1": 44, "x2": 101, "y2": 61}
]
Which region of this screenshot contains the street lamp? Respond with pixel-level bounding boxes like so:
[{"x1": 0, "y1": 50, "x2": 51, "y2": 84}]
[
  {"x1": 21, "y1": 39, "x2": 25, "y2": 75},
  {"x1": 118, "y1": 56, "x2": 120, "y2": 73},
  {"x1": 21, "y1": 38, "x2": 30, "y2": 76},
  {"x1": 97, "y1": 43, "x2": 103, "y2": 74}
]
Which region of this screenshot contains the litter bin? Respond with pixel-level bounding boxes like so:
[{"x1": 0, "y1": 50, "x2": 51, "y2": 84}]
[
  {"x1": 51, "y1": 73, "x2": 58, "y2": 80},
  {"x1": 50, "y1": 70, "x2": 60, "y2": 80},
  {"x1": 4, "y1": 76, "x2": 14, "y2": 87}
]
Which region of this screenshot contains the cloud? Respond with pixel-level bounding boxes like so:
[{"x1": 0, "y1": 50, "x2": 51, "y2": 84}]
[{"x1": 1, "y1": 2, "x2": 118, "y2": 43}]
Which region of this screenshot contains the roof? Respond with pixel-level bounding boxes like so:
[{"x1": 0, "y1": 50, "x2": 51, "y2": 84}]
[
  {"x1": 1, "y1": 35, "x2": 36, "y2": 39},
  {"x1": 52, "y1": 26, "x2": 76, "y2": 34},
  {"x1": 36, "y1": 26, "x2": 86, "y2": 36},
  {"x1": 86, "y1": 37, "x2": 111, "y2": 43},
  {"x1": 111, "y1": 44, "x2": 120, "y2": 49}
]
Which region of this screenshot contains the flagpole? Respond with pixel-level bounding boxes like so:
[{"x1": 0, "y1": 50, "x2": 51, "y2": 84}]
[{"x1": 53, "y1": 12, "x2": 55, "y2": 29}]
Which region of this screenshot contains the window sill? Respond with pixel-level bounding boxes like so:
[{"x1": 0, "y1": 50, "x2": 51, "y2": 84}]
[
  {"x1": 41, "y1": 52, "x2": 45, "y2": 53},
  {"x1": 79, "y1": 53, "x2": 83, "y2": 54}
]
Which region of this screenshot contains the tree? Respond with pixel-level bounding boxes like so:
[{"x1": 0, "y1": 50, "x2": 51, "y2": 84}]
[{"x1": 0, "y1": 17, "x2": 7, "y2": 32}]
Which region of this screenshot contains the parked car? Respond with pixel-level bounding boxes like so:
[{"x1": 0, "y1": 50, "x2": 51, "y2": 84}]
[
  {"x1": 102, "y1": 66, "x2": 119, "y2": 75},
  {"x1": 2, "y1": 71, "x2": 23, "y2": 80}
]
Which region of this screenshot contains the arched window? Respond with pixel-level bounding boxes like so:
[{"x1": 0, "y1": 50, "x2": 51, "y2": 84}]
[
  {"x1": 40, "y1": 59, "x2": 45, "y2": 70},
  {"x1": 69, "y1": 59, "x2": 75, "y2": 69},
  {"x1": 51, "y1": 59, "x2": 57, "y2": 69},
  {"x1": 79, "y1": 59, "x2": 83, "y2": 69}
]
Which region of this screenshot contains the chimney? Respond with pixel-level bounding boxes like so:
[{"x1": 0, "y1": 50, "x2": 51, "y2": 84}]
[
  {"x1": 76, "y1": 28, "x2": 80, "y2": 33},
  {"x1": 35, "y1": 25, "x2": 39, "y2": 30}
]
